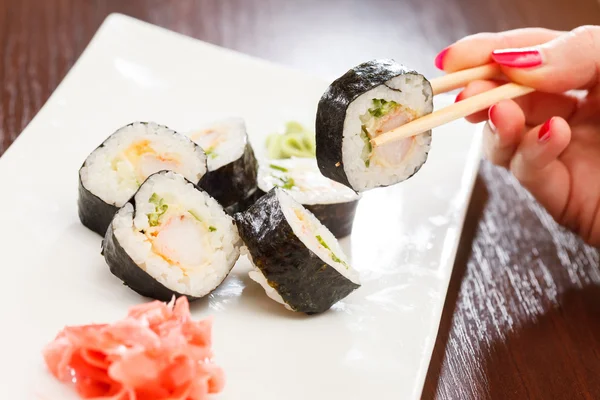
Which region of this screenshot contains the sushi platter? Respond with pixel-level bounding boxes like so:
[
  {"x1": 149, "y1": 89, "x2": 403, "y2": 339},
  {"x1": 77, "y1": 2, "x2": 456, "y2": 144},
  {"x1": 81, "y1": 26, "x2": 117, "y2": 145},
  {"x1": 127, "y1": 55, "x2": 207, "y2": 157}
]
[{"x1": 0, "y1": 14, "x2": 483, "y2": 400}]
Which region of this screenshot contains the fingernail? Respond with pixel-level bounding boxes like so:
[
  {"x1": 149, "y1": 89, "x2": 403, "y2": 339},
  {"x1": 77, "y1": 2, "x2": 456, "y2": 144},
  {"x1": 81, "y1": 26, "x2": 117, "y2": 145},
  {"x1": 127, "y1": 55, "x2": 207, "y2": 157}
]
[
  {"x1": 538, "y1": 118, "x2": 553, "y2": 142},
  {"x1": 454, "y1": 91, "x2": 464, "y2": 103},
  {"x1": 434, "y1": 47, "x2": 449, "y2": 70},
  {"x1": 488, "y1": 104, "x2": 497, "y2": 132},
  {"x1": 492, "y1": 48, "x2": 542, "y2": 68}
]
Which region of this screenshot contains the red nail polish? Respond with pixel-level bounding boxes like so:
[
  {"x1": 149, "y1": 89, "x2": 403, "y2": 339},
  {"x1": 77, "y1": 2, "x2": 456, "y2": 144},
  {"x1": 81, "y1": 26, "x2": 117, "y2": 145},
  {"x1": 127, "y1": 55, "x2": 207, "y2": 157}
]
[
  {"x1": 488, "y1": 104, "x2": 497, "y2": 132},
  {"x1": 492, "y1": 49, "x2": 542, "y2": 68},
  {"x1": 454, "y1": 91, "x2": 464, "y2": 103},
  {"x1": 538, "y1": 118, "x2": 553, "y2": 142},
  {"x1": 434, "y1": 47, "x2": 449, "y2": 70}
]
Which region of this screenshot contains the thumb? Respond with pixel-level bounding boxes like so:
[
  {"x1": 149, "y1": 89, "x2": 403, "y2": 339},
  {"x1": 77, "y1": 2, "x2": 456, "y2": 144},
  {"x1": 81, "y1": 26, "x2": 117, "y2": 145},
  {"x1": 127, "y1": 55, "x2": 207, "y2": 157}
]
[{"x1": 492, "y1": 25, "x2": 600, "y2": 92}]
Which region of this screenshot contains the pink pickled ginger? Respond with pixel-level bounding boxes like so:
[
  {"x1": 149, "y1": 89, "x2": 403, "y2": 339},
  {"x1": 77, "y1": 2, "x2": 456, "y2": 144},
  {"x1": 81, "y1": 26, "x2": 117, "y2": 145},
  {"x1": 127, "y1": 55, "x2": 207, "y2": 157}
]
[{"x1": 43, "y1": 297, "x2": 224, "y2": 399}]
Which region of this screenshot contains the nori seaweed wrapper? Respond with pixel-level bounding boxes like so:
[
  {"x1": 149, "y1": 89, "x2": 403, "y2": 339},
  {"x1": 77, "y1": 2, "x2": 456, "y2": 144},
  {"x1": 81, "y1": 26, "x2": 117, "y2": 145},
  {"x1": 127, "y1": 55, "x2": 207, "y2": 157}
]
[
  {"x1": 315, "y1": 59, "x2": 430, "y2": 188},
  {"x1": 78, "y1": 172, "x2": 119, "y2": 236},
  {"x1": 199, "y1": 143, "x2": 258, "y2": 215},
  {"x1": 234, "y1": 189, "x2": 360, "y2": 314},
  {"x1": 305, "y1": 201, "x2": 358, "y2": 238},
  {"x1": 102, "y1": 221, "x2": 199, "y2": 302},
  {"x1": 252, "y1": 188, "x2": 358, "y2": 238}
]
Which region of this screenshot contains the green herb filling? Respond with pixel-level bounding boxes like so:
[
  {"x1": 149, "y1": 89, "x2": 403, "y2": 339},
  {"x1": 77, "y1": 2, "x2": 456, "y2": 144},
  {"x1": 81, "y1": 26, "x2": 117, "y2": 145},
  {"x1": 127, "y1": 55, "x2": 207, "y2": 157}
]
[
  {"x1": 368, "y1": 98, "x2": 400, "y2": 118},
  {"x1": 360, "y1": 125, "x2": 373, "y2": 168},
  {"x1": 188, "y1": 209, "x2": 202, "y2": 222},
  {"x1": 269, "y1": 164, "x2": 288, "y2": 172},
  {"x1": 205, "y1": 147, "x2": 218, "y2": 159},
  {"x1": 147, "y1": 193, "x2": 168, "y2": 227},
  {"x1": 316, "y1": 235, "x2": 349, "y2": 268},
  {"x1": 275, "y1": 176, "x2": 295, "y2": 190}
]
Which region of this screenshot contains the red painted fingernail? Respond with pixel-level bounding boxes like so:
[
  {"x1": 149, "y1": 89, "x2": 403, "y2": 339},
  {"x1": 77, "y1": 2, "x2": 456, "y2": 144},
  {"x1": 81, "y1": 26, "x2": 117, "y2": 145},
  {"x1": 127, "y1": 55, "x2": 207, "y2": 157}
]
[
  {"x1": 434, "y1": 47, "x2": 449, "y2": 70},
  {"x1": 454, "y1": 91, "x2": 464, "y2": 103},
  {"x1": 538, "y1": 118, "x2": 553, "y2": 142},
  {"x1": 492, "y1": 48, "x2": 542, "y2": 68},
  {"x1": 488, "y1": 104, "x2": 498, "y2": 132}
]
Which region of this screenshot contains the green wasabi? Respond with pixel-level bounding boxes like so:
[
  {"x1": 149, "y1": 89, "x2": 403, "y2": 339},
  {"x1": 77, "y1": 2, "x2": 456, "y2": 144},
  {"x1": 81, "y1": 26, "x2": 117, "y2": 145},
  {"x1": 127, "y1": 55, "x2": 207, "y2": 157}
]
[{"x1": 266, "y1": 121, "x2": 316, "y2": 159}]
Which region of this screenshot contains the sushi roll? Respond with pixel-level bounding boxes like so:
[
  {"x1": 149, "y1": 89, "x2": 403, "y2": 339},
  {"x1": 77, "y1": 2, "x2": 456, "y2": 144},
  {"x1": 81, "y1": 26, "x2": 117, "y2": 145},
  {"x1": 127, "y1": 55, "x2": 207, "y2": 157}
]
[
  {"x1": 234, "y1": 188, "x2": 360, "y2": 314},
  {"x1": 79, "y1": 122, "x2": 207, "y2": 236},
  {"x1": 256, "y1": 158, "x2": 361, "y2": 237},
  {"x1": 316, "y1": 59, "x2": 433, "y2": 192},
  {"x1": 188, "y1": 118, "x2": 259, "y2": 214},
  {"x1": 102, "y1": 171, "x2": 241, "y2": 301}
]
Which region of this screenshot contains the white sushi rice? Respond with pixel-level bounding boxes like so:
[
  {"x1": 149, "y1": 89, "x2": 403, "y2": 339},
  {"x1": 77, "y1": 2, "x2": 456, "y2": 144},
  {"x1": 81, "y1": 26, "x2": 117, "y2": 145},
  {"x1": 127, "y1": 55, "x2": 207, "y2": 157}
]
[
  {"x1": 187, "y1": 117, "x2": 247, "y2": 171},
  {"x1": 342, "y1": 74, "x2": 433, "y2": 191},
  {"x1": 80, "y1": 122, "x2": 207, "y2": 207},
  {"x1": 249, "y1": 189, "x2": 360, "y2": 308},
  {"x1": 112, "y1": 171, "x2": 241, "y2": 297},
  {"x1": 258, "y1": 157, "x2": 360, "y2": 205}
]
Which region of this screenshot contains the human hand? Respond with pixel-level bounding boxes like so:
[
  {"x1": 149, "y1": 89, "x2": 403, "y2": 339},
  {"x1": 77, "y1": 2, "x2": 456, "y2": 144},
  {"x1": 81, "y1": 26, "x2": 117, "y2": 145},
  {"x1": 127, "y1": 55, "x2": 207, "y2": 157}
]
[{"x1": 435, "y1": 26, "x2": 600, "y2": 246}]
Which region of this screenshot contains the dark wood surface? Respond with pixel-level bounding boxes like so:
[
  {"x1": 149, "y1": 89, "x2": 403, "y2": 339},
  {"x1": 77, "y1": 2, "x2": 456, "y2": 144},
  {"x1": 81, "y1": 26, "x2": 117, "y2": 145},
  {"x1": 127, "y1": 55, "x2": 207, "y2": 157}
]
[{"x1": 2, "y1": 0, "x2": 600, "y2": 398}]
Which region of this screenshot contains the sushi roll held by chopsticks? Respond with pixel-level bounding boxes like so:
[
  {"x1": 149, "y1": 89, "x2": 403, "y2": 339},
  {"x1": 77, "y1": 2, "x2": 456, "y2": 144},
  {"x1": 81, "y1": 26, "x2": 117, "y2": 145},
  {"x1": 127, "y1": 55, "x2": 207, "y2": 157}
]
[
  {"x1": 316, "y1": 60, "x2": 534, "y2": 192},
  {"x1": 316, "y1": 59, "x2": 434, "y2": 192}
]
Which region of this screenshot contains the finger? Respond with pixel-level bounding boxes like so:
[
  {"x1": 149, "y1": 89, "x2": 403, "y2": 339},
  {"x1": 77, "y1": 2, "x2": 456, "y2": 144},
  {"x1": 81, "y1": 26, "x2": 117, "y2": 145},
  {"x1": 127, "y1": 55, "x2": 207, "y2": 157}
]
[
  {"x1": 456, "y1": 81, "x2": 579, "y2": 125},
  {"x1": 515, "y1": 92, "x2": 579, "y2": 126},
  {"x1": 509, "y1": 117, "x2": 571, "y2": 217},
  {"x1": 435, "y1": 28, "x2": 562, "y2": 72},
  {"x1": 569, "y1": 90, "x2": 600, "y2": 126},
  {"x1": 492, "y1": 26, "x2": 600, "y2": 92},
  {"x1": 483, "y1": 100, "x2": 526, "y2": 168}
]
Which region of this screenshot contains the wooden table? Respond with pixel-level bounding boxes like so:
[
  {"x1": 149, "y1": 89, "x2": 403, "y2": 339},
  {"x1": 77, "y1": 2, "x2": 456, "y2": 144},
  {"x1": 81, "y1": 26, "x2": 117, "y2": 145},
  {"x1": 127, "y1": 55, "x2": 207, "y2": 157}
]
[{"x1": 2, "y1": 0, "x2": 600, "y2": 398}]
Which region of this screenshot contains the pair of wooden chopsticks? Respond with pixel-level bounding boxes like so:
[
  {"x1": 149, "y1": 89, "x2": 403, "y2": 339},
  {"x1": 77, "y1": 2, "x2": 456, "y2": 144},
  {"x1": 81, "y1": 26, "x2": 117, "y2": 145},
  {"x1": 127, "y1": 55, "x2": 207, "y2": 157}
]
[{"x1": 371, "y1": 64, "x2": 535, "y2": 147}]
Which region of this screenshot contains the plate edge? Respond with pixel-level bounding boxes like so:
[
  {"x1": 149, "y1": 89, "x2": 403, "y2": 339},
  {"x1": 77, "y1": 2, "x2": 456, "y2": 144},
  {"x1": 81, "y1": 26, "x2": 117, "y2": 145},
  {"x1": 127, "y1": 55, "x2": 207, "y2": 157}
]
[{"x1": 412, "y1": 124, "x2": 483, "y2": 399}]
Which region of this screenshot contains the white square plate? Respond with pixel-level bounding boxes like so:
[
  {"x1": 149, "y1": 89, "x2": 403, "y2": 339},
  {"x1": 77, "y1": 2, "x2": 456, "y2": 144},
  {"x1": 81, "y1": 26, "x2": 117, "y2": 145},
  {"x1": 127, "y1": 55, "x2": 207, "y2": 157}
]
[{"x1": 0, "y1": 14, "x2": 482, "y2": 400}]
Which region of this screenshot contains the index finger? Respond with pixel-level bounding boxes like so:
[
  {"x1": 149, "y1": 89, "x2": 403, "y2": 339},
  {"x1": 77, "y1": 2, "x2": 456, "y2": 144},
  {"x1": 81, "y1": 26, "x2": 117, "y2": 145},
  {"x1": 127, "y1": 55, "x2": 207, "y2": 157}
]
[{"x1": 437, "y1": 28, "x2": 563, "y2": 72}]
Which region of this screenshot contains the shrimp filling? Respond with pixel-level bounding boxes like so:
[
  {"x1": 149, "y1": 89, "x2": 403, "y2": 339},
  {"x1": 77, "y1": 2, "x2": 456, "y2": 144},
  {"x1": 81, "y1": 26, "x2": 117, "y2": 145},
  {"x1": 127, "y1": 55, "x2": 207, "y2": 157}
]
[
  {"x1": 187, "y1": 118, "x2": 248, "y2": 171},
  {"x1": 111, "y1": 140, "x2": 182, "y2": 188},
  {"x1": 190, "y1": 128, "x2": 224, "y2": 160},
  {"x1": 80, "y1": 122, "x2": 207, "y2": 210},
  {"x1": 110, "y1": 171, "x2": 240, "y2": 298},
  {"x1": 359, "y1": 98, "x2": 418, "y2": 168},
  {"x1": 141, "y1": 193, "x2": 216, "y2": 273}
]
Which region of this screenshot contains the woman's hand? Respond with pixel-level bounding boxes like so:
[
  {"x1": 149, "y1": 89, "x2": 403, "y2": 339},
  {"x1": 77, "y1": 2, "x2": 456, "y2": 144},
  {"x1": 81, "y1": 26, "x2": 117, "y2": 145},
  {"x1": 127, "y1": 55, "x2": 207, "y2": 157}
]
[{"x1": 435, "y1": 26, "x2": 600, "y2": 246}]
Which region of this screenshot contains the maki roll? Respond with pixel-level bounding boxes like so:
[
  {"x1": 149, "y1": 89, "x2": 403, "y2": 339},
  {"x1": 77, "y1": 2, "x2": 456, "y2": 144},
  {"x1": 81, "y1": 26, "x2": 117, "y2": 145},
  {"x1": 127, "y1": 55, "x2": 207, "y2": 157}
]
[
  {"x1": 102, "y1": 171, "x2": 241, "y2": 301},
  {"x1": 256, "y1": 158, "x2": 361, "y2": 238},
  {"x1": 235, "y1": 188, "x2": 360, "y2": 314},
  {"x1": 79, "y1": 122, "x2": 207, "y2": 236},
  {"x1": 188, "y1": 118, "x2": 259, "y2": 214},
  {"x1": 316, "y1": 59, "x2": 433, "y2": 192}
]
